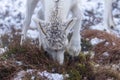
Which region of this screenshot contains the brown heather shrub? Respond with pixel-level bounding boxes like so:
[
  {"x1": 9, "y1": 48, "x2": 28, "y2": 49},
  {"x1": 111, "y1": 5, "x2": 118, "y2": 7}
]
[
  {"x1": 94, "y1": 66, "x2": 120, "y2": 80},
  {"x1": 81, "y1": 29, "x2": 120, "y2": 64},
  {"x1": 0, "y1": 28, "x2": 119, "y2": 80},
  {"x1": 0, "y1": 60, "x2": 21, "y2": 80},
  {"x1": 0, "y1": 41, "x2": 94, "y2": 80}
]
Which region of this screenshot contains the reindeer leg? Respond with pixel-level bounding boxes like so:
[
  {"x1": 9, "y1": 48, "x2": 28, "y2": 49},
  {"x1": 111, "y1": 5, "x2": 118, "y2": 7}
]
[
  {"x1": 37, "y1": 8, "x2": 45, "y2": 48},
  {"x1": 67, "y1": 2, "x2": 82, "y2": 56},
  {"x1": 108, "y1": 0, "x2": 115, "y2": 29},
  {"x1": 103, "y1": 0, "x2": 115, "y2": 31},
  {"x1": 20, "y1": 0, "x2": 39, "y2": 45}
]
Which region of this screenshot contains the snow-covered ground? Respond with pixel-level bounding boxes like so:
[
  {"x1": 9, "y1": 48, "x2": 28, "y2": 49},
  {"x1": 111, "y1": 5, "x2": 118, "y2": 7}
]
[
  {"x1": 14, "y1": 70, "x2": 64, "y2": 80},
  {"x1": 0, "y1": 0, "x2": 41, "y2": 37},
  {"x1": 0, "y1": 0, "x2": 120, "y2": 37}
]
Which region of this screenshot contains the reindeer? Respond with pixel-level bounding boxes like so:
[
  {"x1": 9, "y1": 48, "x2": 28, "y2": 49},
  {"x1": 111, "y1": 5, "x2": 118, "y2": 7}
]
[
  {"x1": 21, "y1": 0, "x2": 82, "y2": 65},
  {"x1": 20, "y1": 0, "x2": 115, "y2": 64}
]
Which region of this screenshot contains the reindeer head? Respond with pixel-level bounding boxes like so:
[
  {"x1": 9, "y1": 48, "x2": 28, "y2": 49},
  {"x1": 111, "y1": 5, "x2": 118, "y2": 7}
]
[
  {"x1": 33, "y1": 17, "x2": 77, "y2": 52},
  {"x1": 33, "y1": 0, "x2": 77, "y2": 52}
]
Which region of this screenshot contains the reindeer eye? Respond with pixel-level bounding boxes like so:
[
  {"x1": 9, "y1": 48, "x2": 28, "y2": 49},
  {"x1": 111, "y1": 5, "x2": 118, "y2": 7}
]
[{"x1": 59, "y1": 45, "x2": 62, "y2": 48}]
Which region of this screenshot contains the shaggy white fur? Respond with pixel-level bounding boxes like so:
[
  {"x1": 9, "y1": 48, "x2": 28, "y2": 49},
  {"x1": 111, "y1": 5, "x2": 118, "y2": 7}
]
[{"x1": 21, "y1": 0, "x2": 115, "y2": 64}]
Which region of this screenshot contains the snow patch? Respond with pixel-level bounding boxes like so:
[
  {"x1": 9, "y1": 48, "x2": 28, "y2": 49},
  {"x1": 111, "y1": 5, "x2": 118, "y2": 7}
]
[
  {"x1": 102, "y1": 52, "x2": 109, "y2": 57},
  {"x1": 90, "y1": 38, "x2": 104, "y2": 45},
  {"x1": 27, "y1": 30, "x2": 39, "y2": 39},
  {"x1": 14, "y1": 69, "x2": 64, "y2": 80},
  {"x1": 39, "y1": 71, "x2": 64, "y2": 80},
  {"x1": 0, "y1": 47, "x2": 7, "y2": 55}
]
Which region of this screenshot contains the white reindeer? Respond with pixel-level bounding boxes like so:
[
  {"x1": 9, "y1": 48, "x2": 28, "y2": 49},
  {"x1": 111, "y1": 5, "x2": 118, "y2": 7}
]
[
  {"x1": 20, "y1": 0, "x2": 115, "y2": 64},
  {"x1": 21, "y1": 0, "x2": 82, "y2": 65}
]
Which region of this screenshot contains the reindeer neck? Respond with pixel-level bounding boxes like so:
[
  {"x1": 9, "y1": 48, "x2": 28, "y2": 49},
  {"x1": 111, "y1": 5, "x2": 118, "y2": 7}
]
[{"x1": 44, "y1": 0, "x2": 71, "y2": 21}]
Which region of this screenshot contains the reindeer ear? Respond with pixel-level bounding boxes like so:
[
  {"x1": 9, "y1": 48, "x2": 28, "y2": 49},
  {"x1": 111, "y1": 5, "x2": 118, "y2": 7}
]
[
  {"x1": 33, "y1": 17, "x2": 47, "y2": 35},
  {"x1": 64, "y1": 18, "x2": 77, "y2": 31}
]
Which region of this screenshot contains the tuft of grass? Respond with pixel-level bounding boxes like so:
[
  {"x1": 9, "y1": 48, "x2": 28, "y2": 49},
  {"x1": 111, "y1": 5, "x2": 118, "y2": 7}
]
[
  {"x1": 82, "y1": 29, "x2": 120, "y2": 64},
  {"x1": 0, "y1": 60, "x2": 20, "y2": 80},
  {"x1": 67, "y1": 68, "x2": 82, "y2": 80},
  {"x1": 94, "y1": 66, "x2": 120, "y2": 80}
]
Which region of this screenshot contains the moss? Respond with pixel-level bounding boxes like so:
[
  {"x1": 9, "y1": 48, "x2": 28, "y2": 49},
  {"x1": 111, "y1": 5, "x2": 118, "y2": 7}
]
[
  {"x1": 81, "y1": 39, "x2": 92, "y2": 51},
  {"x1": 67, "y1": 68, "x2": 82, "y2": 80},
  {"x1": 0, "y1": 45, "x2": 27, "y2": 60},
  {"x1": 63, "y1": 52, "x2": 96, "y2": 80}
]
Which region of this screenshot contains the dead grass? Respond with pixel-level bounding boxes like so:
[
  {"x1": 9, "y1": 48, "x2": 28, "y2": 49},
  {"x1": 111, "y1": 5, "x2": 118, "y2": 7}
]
[
  {"x1": 0, "y1": 41, "x2": 90, "y2": 80},
  {"x1": 0, "y1": 29, "x2": 119, "y2": 80},
  {"x1": 94, "y1": 66, "x2": 120, "y2": 80},
  {"x1": 0, "y1": 60, "x2": 21, "y2": 80},
  {"x1": 0, "y1": 41, "x2": 119, "y2": 80},
  {"x1": 82, "y1": 29, "x2": 120, "y2": 64}
]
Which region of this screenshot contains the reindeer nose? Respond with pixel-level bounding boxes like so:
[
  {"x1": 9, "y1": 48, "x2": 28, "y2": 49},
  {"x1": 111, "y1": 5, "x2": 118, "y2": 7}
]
[{"x1": 55, "y1": 49, "x2": 58, "y2": 52}]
